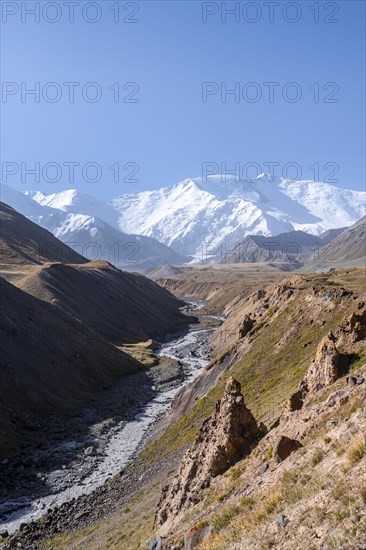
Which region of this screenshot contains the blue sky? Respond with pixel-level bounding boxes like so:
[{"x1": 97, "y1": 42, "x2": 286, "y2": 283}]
[{"x1": 1, "y1": 0, "x2": 365, "y2": 199}]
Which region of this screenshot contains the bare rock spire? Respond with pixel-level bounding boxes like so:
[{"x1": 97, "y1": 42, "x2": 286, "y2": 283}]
[{"x1": 155, "y1": 377, "x2": 265, "y2": 528}]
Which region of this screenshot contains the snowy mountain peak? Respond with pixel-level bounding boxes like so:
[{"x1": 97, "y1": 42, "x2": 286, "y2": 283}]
[
  {"x1": 30, "y1": 188, "x2": 119, "y2": 228},
  {"x1": 28, "y1": 189, "x2": 80, "y2": 211},
  {"x1": 2, "y1": 177, "x2": 365, "y2": 265},
  {"x1": 112, "y1": 175, "x2": 366, "y2": 261},
  {"x1": 2, "y1": 184, "x2": 188, "y2": 270}
]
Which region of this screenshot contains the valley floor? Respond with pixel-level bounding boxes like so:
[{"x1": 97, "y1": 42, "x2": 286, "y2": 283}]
[
  {"x1": 1, "y1": 267, "x2": 365, "y2": 550},
  {"x1": 0, "y1": 309, "x2": 218, "y2": 546}
]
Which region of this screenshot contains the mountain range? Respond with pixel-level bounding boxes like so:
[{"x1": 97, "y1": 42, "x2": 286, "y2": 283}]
[
  {"x1": 112, "y1": 176, "x2": 365, "y2": 261},
  {"x1": 1, "y1": 175, "x2": 365, "y2": 265},
  {"x1": 1, "y1": 192, "x2": 365, "y2": 549}
]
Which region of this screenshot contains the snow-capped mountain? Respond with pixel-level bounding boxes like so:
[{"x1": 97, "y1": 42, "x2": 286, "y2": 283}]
[
  {"x1": 0, "y1": 184, "x2": 187, "y2": 269},
  {"x1": 112, "y1": 175, "x2": 365, "y2": 261},
  {"x1": 52, "y1": 213, "x2": 187, "y2": 268},
  {"x1": 2, "y1": 174, "x2": 364, "y2": 266},
  {"x1": 1, "y1": 183, "x2": 56, "y2": 221},
  {"x1": 27, "y1": 189, "x2": 119, "y2": 228}
]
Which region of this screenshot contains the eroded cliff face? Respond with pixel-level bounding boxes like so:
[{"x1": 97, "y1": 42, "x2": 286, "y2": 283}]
[
  {"x1": 285, "y1": 307, "x2": 366, "y2": 409},
  {"x1": 155, "y1": 378, "x2": 265, "y2": 533},
  {"x1": 152, "y1": 351, "x2": 366, "y2": 550},
  {"x1": 150, "y1": 273, "x2": 366, "y2": 549},
  {"x1": 300, "y1": 334, "x2": 343, "y2": 394},
  {"x1": 158, "y1": 273, "x2": 366, "y2": 443}
]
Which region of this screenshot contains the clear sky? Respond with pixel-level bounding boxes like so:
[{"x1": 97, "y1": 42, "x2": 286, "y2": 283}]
[{"x1": 1, "y1": 0, "x2": 365, "y2": 199}]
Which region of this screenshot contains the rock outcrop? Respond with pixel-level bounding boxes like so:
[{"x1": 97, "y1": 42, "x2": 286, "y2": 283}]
[
  {"x1": 284, "y1": 390, "x2": 304, "y2": 412},
  {"x1": 300, "y1": 333, "x2": 343, "y2": 394},
  {"x1": 239, "y1": 314, "x2": 255, "y2": 338},
  {"x1": 273, "y1": 435, "x2": 302, "y2": 463},
  {"x1": 155, "y1": 378, "x2": 264, "y2": 527},
  {"x1": 285, "y1": 310, "x2": 366, "y2": 413},
  {"x1": 336, "y1": 311, "x2": 366, "y2": 345},
  {"x1": 184, "y1": 524, "x2": 212, "y2": 549}
]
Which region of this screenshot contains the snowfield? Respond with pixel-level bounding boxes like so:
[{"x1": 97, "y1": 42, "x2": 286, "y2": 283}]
[
  {"x1": 1, "y1": 174, "x2": 365, "y2": 264},
  {"x1": 112, "y1": 175, "x2": 365, "y2": 260}
]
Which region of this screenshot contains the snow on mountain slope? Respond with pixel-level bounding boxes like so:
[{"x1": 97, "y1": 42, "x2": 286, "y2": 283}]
[
  {"x1": 112, "y1": 175, "x2": 365, "y2": 260},
  {"x1": 1, "y1": 183, "x2": 65, "y2": 231},
  {"x1": 52, "y1": 213, "x2": 187, "y2": 269},
  {"x1": 1, "y1": 184, "x2": 55, "y2": 221},
  {"x1": 1, "y1": 185, "x2": 187, "y2": 270},
  {"x1": 28, "y1": 189, "x2": 119, "y2": 228},
  {"x1": 3, "y1": 176, "x2": 364, "y2": 266}
]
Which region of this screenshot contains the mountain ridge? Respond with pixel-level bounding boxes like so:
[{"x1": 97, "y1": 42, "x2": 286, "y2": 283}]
[
  {"x1": 112, "y1": 175, "x2": 365, "y2": 260},
  {"x1": 303, "y1": 215, "x2": 366, "y2": 271},
  {"x1": 1, "y1": 185, "x2": 187, "y2": 270},
  {"x1": 2, "y1": 177, "x2": 365, "y2": 264},
  {"x1": 0, "y1": 202, "x2": 87, "y2": 266},
  {"x1": 15, "y1": 259, "x2": 195, "y2": 344}
]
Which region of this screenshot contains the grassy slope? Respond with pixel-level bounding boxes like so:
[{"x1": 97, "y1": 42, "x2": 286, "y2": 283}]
[
  {"x1": 143, "y1": 270, "x2": 366, "y2": 464},
  {"x1": 19, "y1": 268, "x2": 366, "y2": 549}
]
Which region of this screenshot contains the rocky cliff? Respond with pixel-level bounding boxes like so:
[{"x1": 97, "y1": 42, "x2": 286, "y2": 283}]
[{"x1": 155, "y1": 378, "x2": 265, "y2": 533}]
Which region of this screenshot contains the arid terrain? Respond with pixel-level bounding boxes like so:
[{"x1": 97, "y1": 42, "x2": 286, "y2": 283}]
[
  {"x1": 0, "y1": 203, "x2": 365, "y2": 550},
  {"x1": 2, "y1": 262, "x2": 365, "y2": 549}
]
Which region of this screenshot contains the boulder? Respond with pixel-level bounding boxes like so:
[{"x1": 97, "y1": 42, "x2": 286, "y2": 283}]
[
  {"x1": 277, "y1": 514, "x2": 290, "y2": 530},
  {"x1": 148, "y1": 537, "x2": 162, "y2": 550},
  {"x1": 337, "y1": 311, "x2": 366, "y2": 343},
  {"x1": 346, "y1": 375, "x2": 365, "y2": 386},
  {"x1": 184, "y1": 525, "x2": 211, "y2": 549},
  {"x1": 239, "y1": 315, "x2": 255, "y2": 338},
  {"x1": 258, "y1": 462, "x2": 269, "y2": 475},
  {"x1": 155, "y1": 378, "x2": 264, "y2": 526},
  {"x1": 355, "y1": 374, "x2": 365, "y2": 384},
  {"x1": 256, "y1": 289, "x2": 266, "y2": 300},
  {"x1": 273, "y1": 436, "x2": 302, "y2": 463},
  {"x1": 284, "y1": 390, "x2": 304, "y2": 412},
  {"x1": 84, "y1": 445, "x2": 97, "y2": 457}
]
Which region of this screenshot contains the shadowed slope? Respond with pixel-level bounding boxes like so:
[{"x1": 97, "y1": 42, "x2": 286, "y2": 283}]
[
  {"x1": 16, "y1": 260, "x2": 196, "y2": 344},
  {"x1": 0, "y1": 277, "x2": 141, "y2": 456},
  {"x1": 0, "y1": 202, "x2": 87, "y2": 265}
]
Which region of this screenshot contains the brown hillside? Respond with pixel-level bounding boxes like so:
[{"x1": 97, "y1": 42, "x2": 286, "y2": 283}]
[
  {"x1": 0, "y1": 202, "x2": 87, "y2": 266},
  {"x1": 0, "y1": 277, "x2": 141, "y2": 457},
  {"x1": 5, "y1": 268, "x2": 365, "y2": 550},
  {"x1": 15, "y1": 260, "x2": 195, "y2": 344},
  {"x1": 304, "y1": 216, "x2": 366, "y2": 271}
]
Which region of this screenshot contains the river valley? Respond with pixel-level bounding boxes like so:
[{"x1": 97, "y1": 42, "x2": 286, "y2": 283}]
[{"x1": 0, "y1": 304, "x2": 221, "y2": 535}]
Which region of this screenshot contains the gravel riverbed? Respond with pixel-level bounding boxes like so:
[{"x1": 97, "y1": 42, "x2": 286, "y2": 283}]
[{"x1": 0, "y1": 304, "x2": 220, "y2": 536}]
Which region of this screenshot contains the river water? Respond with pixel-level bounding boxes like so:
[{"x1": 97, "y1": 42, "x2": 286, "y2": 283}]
[{"x1": 0, "y1": 308, "x2": 218, "y2": 534}]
